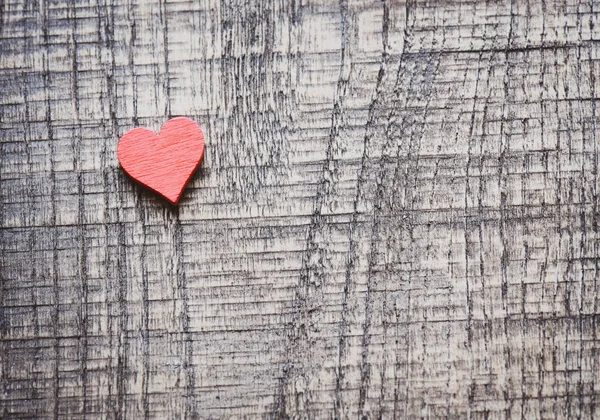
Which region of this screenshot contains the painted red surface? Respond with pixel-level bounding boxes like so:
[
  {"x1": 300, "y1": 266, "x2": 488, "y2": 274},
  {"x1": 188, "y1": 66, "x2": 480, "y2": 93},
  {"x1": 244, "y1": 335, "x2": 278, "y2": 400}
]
[{"x1": 117, "y1": 117, "x2": 205, "y2": 204}]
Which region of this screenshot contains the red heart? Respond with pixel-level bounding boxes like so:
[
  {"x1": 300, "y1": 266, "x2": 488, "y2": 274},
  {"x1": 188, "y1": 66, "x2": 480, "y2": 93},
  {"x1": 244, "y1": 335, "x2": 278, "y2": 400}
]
[{"x1": 117, "y1": 117, "x2": 205, "y2": 205}]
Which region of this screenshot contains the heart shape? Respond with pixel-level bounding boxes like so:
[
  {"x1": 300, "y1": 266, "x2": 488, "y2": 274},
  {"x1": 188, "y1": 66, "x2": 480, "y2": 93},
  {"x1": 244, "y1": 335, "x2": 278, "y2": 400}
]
[{"x1": 117, "y1": 117, "x2": 205, "y2": 204}]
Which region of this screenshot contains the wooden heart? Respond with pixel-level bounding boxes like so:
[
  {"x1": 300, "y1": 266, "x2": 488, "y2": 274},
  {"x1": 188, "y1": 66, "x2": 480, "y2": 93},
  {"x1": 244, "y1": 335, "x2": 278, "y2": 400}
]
[{"x1": 117, "y1": 117, "x2": 205, "y2": 204}]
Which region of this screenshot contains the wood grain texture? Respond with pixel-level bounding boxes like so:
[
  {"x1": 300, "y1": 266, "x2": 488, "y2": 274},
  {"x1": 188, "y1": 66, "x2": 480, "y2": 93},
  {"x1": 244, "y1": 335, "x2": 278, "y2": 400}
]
[{"x1": 1, "y1": 0, "x2": 599, "y2": 418}]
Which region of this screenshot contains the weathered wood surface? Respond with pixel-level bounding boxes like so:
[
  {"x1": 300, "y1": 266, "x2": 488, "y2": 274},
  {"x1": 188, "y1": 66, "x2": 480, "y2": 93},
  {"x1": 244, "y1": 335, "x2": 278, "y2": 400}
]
[{"x1": 1, "y1": 0, "x2": 599, "y2": 418}]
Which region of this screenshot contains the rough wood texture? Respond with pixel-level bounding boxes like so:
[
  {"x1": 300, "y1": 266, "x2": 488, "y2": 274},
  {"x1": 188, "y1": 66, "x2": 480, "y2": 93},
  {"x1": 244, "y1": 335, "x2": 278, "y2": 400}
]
[{"x1": 1, "y1": 0, "x2": 599, "y2": 418}]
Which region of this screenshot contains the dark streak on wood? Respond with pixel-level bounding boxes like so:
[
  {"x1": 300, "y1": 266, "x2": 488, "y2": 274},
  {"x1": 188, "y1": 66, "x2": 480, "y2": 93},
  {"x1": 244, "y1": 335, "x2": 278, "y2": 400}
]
[{"x1": 0, "y1": 0, "x2": 4, "y2": 36}]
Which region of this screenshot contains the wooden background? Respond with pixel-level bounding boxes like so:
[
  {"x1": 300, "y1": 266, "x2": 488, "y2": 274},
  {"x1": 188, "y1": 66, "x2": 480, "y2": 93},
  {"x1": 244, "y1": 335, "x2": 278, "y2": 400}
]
[{"x1": 1, "y1": 0, "x2": 599, "y2": 418}]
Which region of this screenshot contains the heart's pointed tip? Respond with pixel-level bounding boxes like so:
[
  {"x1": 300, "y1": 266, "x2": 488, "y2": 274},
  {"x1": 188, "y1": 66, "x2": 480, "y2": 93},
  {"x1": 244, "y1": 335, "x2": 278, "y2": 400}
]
[{"x1": 163, "y1": 193, "x2": 182, "y2": 206}]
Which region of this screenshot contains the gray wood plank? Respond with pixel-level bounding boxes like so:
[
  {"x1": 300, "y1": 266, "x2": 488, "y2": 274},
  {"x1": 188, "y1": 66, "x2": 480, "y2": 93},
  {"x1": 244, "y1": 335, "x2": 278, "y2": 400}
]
[{"x1": 1, "y1": 0, "x2": 599, "y2": 418}]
